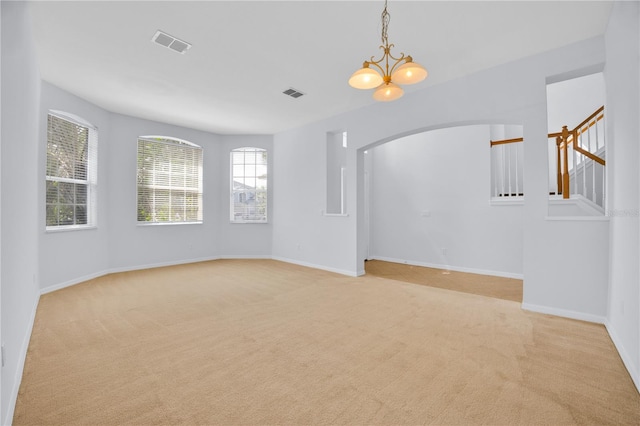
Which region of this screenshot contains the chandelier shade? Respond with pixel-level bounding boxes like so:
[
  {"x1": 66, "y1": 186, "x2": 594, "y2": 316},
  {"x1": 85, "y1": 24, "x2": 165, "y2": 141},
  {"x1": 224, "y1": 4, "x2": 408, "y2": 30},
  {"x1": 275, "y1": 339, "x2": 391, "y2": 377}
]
[
  {"x1": 348, "y1": 66, "x2": 384, "y2": 89},
  {"x1": 373, "y1": 82, "x2": 404, "y2": 102},
  {"x1": 348, "y1": 0, "x2": 428, "y2": 101},
  {"x1": 391, "y1": 60, "x2": 428, "y2": 85}
]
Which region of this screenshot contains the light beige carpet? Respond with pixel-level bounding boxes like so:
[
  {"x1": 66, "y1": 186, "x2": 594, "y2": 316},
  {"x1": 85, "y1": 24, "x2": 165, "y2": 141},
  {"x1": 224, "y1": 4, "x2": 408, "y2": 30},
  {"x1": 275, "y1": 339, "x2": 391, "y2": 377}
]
[
  {"x1": 365, "y1": 260, "x2": 524, "y2": 302},
  {"x1": 14, "y1": 259, "x2": 640, "y2": 425}
]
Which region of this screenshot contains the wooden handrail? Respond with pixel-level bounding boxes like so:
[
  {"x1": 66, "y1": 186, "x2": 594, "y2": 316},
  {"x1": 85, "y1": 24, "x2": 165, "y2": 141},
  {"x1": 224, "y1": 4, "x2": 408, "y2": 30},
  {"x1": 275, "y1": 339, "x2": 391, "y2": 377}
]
[
  {"x1": 556, "y1": 114, "x2": 605, "y2": 150},
  {"x1": 490, "y1": 106, "x2": 605, "y2": 200},
  {"x1": 551, "y1": 106, "x2": 606, "y2": 199},
  {"x1": 490, "y1": 137, "x2": 523, "y2": 146},
  {"x1": 574, "y1": 106, "x2": 604, "y2": 135},
  {"x1": 576, "y1": 113, "x2": 604, "y2": 135},
  {"x1": 573, "y1": 145, "x2": 606, "y2": 166}
]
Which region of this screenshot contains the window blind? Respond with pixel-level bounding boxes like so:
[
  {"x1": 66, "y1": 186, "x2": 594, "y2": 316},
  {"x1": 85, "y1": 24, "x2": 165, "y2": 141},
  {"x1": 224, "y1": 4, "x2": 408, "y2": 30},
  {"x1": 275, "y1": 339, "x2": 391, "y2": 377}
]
[
  {"x1": 46, "y1": 112, "x2": 97, "y2": 228},
  {"x1": 137, "y1": 137, "x2": 203, "y2": 223}
]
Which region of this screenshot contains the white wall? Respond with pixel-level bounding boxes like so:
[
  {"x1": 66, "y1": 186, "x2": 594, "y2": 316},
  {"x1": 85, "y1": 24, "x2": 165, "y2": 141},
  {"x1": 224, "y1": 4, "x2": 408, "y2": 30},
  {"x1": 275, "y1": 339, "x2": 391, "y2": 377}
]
[
  {"x1": 273, "y1": 34, "x2": 610, "y2": 320},
  {"x1": 3, "y1": 2, "x2": 639, "y2": 420},
  {"x1": 106, "y1": 113, "x2": 223, "y2": 271},
  {"x1": 273, "y1": 33, "x2": 608, "y2": 322},
  {"x1": 272, "y1": 123, "x2": 356, "y2": 275},
  {"x1": 370, "y1": 125, "x2": 523, "y2": 277},
  {"x1": 1, "y1": 2, "x2": 42, "y2": 424},
  {"x1": 547, "y1": 72, "x2": 605, "y2": 133},
  {"x1": 216, "y1": 134, "x2": 273, "y2": 257},
  {"x1": 546, "y1": 72, "x2": 606, "y2": 196},
  {"x1": 38, "y1": 83, "x2": 111, "y2": 290},
  {"x1": 107, "y1": 116, "x2": 274, "y2": 271},
  {"x1": 604, "y1": 1, "x2": 640, "y2": 391}
]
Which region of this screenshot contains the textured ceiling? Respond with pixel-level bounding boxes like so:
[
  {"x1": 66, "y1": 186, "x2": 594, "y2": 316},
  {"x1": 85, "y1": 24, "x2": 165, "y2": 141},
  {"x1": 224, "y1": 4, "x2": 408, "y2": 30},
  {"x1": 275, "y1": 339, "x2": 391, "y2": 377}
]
[{"x1": 28, "y1": 1, "x2": 613, "y2": 135}]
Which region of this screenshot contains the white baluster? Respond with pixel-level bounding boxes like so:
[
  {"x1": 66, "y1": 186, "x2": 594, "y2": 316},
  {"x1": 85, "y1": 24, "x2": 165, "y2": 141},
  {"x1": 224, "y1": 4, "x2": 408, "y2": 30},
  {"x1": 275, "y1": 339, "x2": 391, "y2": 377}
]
[
  {"x1": 494, "y1": 146, "x2": 499, "y2": 197},
  {"x1": 572, "y1": 137, "x2": 577, "y2": 196},
  {"x1": 507, "y1": 143, "x2": 512, "y2": 197},
  {"x1": 580, "y1": 131, "x2": 586, "y2": 199},
  {"x1": 501, "y1": 144, "x2": 506, "y2": 197},
  {"x1": 515, "y1": 142, "x2": 519, "y2": 196},
  {"x1": 588, "y1": 124, "x2": 596, "y2": 203}
]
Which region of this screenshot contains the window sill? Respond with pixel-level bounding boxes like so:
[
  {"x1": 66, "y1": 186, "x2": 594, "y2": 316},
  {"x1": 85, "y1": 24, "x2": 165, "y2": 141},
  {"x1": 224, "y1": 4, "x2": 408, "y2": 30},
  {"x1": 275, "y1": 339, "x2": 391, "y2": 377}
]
[
  {"x1": 137, "y1": 221, "x2": 203, "y2": 227},
  {"x1": 230, "y1": 220, "x2": 269, "y2": 224},
  {"x1": 46, "y1": 225, "x2": 97, "y2": 233},
  {"x1": 545, "y1": 216, "x2": 609, "y2": 222},
  {"x1": 490, "y1": 197, "x2": 524, "y2": 206}
]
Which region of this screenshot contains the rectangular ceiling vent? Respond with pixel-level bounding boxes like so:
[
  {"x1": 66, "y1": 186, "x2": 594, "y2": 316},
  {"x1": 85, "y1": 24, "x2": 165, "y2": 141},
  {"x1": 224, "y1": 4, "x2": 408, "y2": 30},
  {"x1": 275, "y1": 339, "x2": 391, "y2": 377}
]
[
  {"x1": 283, "y1": 88, "x2": 305, "y2": 99},
  {"x1": 152, "y1": 30, "x2": 191, "y2": 54}
]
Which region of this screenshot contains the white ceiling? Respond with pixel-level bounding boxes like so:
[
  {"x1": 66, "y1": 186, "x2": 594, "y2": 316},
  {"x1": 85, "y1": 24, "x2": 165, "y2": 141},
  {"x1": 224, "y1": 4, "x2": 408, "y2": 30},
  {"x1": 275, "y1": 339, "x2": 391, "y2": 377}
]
[{"x1": 28, "y1": 1, "x2": 613, "y2": 135}]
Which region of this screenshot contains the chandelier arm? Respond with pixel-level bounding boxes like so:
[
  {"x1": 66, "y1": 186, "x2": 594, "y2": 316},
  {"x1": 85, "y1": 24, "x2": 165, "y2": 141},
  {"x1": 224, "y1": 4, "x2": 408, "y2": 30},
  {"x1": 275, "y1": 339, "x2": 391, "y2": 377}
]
[
  {"x1": 388, "y1": 55, "x2": 409, "y2": 75},
  {"x1": 387, "y1": 49, "x2": 406, "y2": 63},
  {"x1": 366, "y1": 60, "x2": 386, "y2": 77},
  {"x1": 368, "y1": 44, "x2": 390, "y2": 66}
]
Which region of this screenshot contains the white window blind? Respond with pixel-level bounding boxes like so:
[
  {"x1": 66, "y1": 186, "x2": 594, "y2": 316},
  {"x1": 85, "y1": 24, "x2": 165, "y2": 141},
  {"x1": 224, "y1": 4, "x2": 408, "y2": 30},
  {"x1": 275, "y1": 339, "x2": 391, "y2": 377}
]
[
  {"x1": 137, "y1": 136, "x2": 203, "y2": 224},
  {"x1": 46, "y1": 112, "x2": 98, "y2": 229},
  {"x1": 231, "y1": 147, "x2": 267, "y2": 222}
]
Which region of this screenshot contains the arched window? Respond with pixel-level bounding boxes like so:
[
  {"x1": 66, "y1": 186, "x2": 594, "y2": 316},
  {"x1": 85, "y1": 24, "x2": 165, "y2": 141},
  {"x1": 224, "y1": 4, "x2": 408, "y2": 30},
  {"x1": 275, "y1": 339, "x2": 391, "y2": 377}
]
[
  {"x1": 46, "y1": 111, "x2": 98, "y2": 229},
  {"x1": 137, "y1": 136, "x2": 203, "y2": 224},
  {"x1": 231, "y1": 147, "x2": 267, "y2": 222}
]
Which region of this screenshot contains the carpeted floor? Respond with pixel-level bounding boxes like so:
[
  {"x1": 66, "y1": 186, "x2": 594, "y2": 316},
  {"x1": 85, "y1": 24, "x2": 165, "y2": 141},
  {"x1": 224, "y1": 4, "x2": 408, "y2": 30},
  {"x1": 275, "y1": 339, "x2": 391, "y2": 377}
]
[
  {"x1": 13, "y1": 259, "x2": 640, "y2": 425},
  {"x1": 365, "y1": 260, "x2": 523, "y2": 302}
]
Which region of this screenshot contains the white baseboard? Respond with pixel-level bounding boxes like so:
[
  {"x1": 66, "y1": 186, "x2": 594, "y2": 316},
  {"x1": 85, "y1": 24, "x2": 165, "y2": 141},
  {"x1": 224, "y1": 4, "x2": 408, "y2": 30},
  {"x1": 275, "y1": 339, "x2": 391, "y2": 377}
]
[
  {"x1": 271, "y1": 256, "x2": 359, "y2": 277},
  {"x1": 521, "y1": 302, "x2": 606, "y2": 324},
  {"x1": 371, "y1": 256, "x2": 524, "y2": 280},
  {"x1": 217, "y1": 254, "x2": 272, "y2": 260},
  {"x1": 605, "y1": 320, "x2": 640, "y2": 394},
  {"x1": 106, "y1": 256, "x2": 221, "y2": 275},
  {"x1": 41, "y1": 270, "x2": 110, "y2": 295},
  {"x1": 4, "y1": 293, "x2": 40, "y2": 426},
  {"x1": 40, "y1": 256, "x2": 265, "y2": 294}
]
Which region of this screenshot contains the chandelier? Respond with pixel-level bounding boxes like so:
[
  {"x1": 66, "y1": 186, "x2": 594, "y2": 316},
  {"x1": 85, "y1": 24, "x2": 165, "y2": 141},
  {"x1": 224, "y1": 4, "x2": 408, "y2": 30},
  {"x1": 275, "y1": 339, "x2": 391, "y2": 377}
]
[{"x1": 348, "y1": 0, "x2": 428, "y2": 101}]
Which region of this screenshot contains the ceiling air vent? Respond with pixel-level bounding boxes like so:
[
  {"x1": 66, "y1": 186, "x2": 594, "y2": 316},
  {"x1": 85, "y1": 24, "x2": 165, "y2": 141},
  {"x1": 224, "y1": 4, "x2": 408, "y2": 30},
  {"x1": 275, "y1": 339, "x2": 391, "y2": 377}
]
[
  {"x1": 283, "y1": 88, "x2": 305, "y2": 99},
  {"x1": 152, "y1": 30, "x2": 191, "y2": 54}
]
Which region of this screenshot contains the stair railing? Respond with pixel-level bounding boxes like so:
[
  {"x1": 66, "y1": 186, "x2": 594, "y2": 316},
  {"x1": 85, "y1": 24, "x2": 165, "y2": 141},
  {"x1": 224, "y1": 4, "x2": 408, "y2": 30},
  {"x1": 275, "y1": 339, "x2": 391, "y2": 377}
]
[
  {"x1": 548, "y1": 106, "x2": 605, "y2": 207},
  {"x1": 490, "y1": 137, "x2": 524, "y2": 198}
]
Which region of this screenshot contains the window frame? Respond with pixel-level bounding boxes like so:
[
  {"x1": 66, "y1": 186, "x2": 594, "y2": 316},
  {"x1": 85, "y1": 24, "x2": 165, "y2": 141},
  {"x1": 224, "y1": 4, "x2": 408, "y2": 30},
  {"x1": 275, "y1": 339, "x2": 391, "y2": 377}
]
[
  {"x1": 45, "y1": 111, "x2": 98, "y2": 231},
  {"x1": 230, "y1": 147, "x2": 268, "y2": 224},
  {"x1": 136, "y1": 136, "x2": 203, "y2": 225}
]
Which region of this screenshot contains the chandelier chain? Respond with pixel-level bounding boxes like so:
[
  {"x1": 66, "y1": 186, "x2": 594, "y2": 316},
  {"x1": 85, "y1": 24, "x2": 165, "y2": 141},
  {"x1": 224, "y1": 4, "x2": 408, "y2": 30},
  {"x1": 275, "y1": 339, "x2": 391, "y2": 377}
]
[{"x1": 381, "y1": 0, "x2": 390, "y2": 46}]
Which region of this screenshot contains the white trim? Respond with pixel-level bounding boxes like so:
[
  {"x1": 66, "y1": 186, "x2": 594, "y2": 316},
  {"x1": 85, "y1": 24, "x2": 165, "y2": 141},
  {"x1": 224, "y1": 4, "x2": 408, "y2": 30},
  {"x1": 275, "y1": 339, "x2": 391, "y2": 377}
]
[
  {"x1": 605, "y1": 320, "x2": 640, "y2": 394},
  {"x1": 322, "y1": 212, "x2": 349, "y2": 217},
  {"x1": 41, "y1": 255, "x2": 358, "y2": 294},
  {"x1": 490, "y1": 197, "x2": 524, "y2": 206},
  {"x1": 45, "y1": 225, "x2": 98, "y2": 233},
  {"x1": 521, "y1": 302, "x2": 606, "y2": 324},
  {"x1": 271, "y1": 256, "x2": 359, "y2": 277},
  {"x1": 372, "y1": 256, "x2": 524, "y2": 279},
  {"x1": 41, "y1": 270, "x2": 109, "y2": 295},
  {"x1": 40, "y1": 256, "x2": 220, "y2": 294},
  {"x1": 139, "y1": 135, "x2": 200, "y2": 149},
  {"x1": 545, "y1": 216, "x2": 609, "y2": 222},
  {"x1": 217, "y1": 254, "x2": 272, "y2": 260},
  {"x1": 4, "y1": 294, "x2": 40, "y2": 426},
  {"x1": 136, "y1": 221, "x2": 203, "y2": 227},
  {"x1": 49, "y1": 109, "x2": 97, "y2": 131}
]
